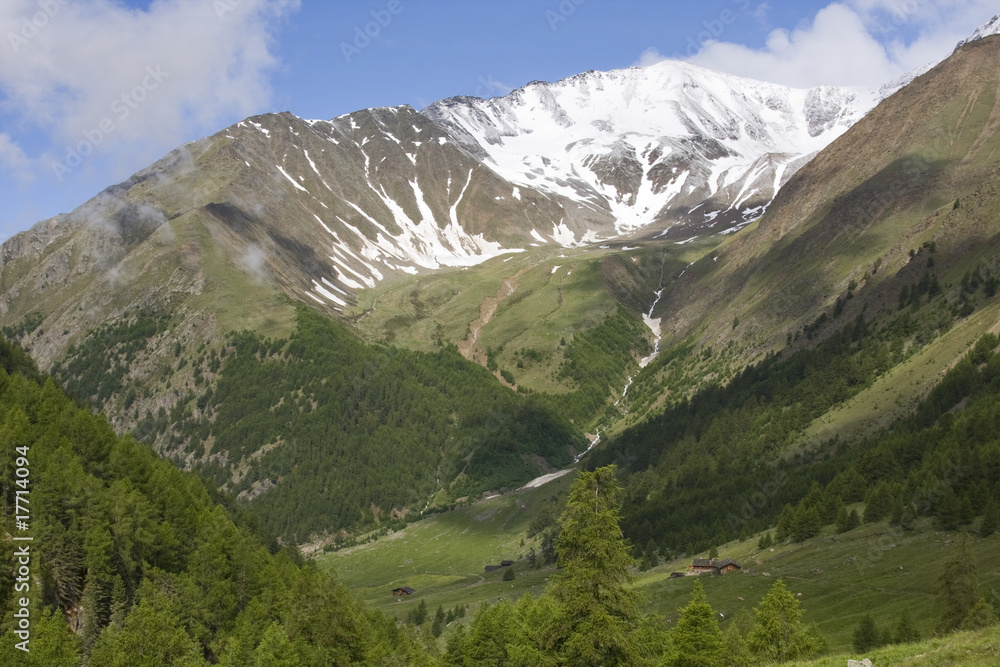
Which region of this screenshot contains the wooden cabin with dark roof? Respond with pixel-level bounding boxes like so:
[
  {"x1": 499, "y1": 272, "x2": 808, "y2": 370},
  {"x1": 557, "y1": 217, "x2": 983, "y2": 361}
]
[
  {"x1": 717, "y1": 558, "x2": 741, "y2": 574},
  {"x1": 687, "y1": 558, "x2": 742, "y2": 576}
]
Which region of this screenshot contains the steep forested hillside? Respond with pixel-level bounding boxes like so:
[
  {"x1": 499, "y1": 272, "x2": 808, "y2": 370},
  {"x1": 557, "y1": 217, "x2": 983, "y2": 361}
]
[
  {"x1": 52, "y1": 306, "x2": 584, "y2": 541},
  {"x1": 592, "y1": 290, "x2": 1000, "y2": 557},
  {"x1": 0, "y1": 336, "x2": 425, "y2": 665}
]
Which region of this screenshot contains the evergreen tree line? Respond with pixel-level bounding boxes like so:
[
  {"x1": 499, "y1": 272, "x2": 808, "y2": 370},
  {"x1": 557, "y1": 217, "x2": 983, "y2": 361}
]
[
  {"x1": 56, "y1": 306, "x2": 585, "y2": 541},
  {"x1": 591, "y1": 312, "x2": 911, "y2": 552},
  {"x1": 51, "y1": 312, "x2": 170, "y2": 407},
  {"x1": 3, "y1": 332, "x2": 991, "y2": 665},
  {"x1": 0, "y1": 336, "x2": 429, "y2": 666},
  {"x1": 591, "y1": 303, "x2": 1000, "y2": 556},
  {"x1": 539, "y1": 308, "x2": 651, "y2": 426},
  {"x1": 771, "y1": 332, "x2": 1000, "y2": 546}
]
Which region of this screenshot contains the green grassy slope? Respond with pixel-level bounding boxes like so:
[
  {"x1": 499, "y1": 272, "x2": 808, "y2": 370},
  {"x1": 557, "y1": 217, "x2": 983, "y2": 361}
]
[
  {"x1": 787, "y1": 625, "x2": 1000, "y2": 666},
  {"x1": 318, "y1": 471, "x2": 577, "y2": 618},
  {"x1": 319, "y1": 482, "x2": 1000, "y2": 657},
  {"x1": 642, "y1": 518, "x2": 1000, "y2": 654}
]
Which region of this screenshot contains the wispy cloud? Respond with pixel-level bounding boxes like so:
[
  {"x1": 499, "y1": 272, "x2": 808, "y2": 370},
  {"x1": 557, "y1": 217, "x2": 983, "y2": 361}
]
[
  {"x1": 0, "y1": 132, "x2": 31, "y2": 185},
  {"x1": 638, "y1": 0, "x2": 998, "y2": 88},
  {"x1": 0, "y1": 0, "x2": 299, "y2": 184}
]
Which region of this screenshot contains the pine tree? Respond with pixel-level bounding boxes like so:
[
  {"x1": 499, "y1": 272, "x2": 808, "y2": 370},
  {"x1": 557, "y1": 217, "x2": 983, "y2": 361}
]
[
  {"x1": 776, "y1": 504, "x2": 795, "y2": 542},
  {"x1": 835, "y1": 506, "x2": 850, "y2": 533},
  {"x1": 822, "y1": 493, "x2": 843, "y2": 525},
  {"x1": 936, "y1": 486, "x2": 962, "y2": 530},
  {"x1": 864, "y1": 482, "x2": 892, "y2": 523},
  {"x1": 792, "y1": 506, "x2": 821, "y2": 542},
  {"x1": 414, "y1": 599, "x2": 428, "y2": 626},
  {"x1": 894, "y1": 609, "x2": 920, "y2": 644},
  {"x1": 846, "y1": 509, "x2": 861, "y2": 531},
  {"x1": 252, "y1": 622, "x2": 303, "y2": 667},
  {"x1": 959, "y1": 494, "x2": 976, "y2": 526},
  {"x1": 962, "y1": 598, "x2": 999, "y2": 631},
  {"x1": 852, "y1": 613, "x2": 880, "y2": 653},
  {"x1": 88, "y1": 589, "x2": 209, "y2": 667},
  {"x1": 889, "y1": 496, "x2": 905, "y2": 526},
  {"x1": 641, "y1": 538, "x2": 660, "y2": 571},
  {"x1": 541, "y1": 529, "x2": 558, "y2": 565},
  {"x1": 0, "y1": 608, "x2": 81, "y2": 666},
  {"x1": 708, "y1": 544, "x2": 718, "y2": 560},
  {"x1": 721, "y1": 608, "x2": 756, "y2": 667},
  {"x1": 667, "y1": 579, "x2": 724, "y2": 667},
  {"x1": 900, "y1": 504, "x2": 917, "y2": 531},
  {"x1": 549, "y1": 465, "x2": 645, "y2": 666},
  {"x1": 109, "y1": 575, "x2": 129, "y2": 629},
  {"x1": 980, "y1": 498, "x2": 998, "y2": 537},
  {"x1": 937, "y1": 536, "x2": 979, "y2": 632},
  {"x1": 747, "y1": 579, "x2": 826, "y2": 663}
]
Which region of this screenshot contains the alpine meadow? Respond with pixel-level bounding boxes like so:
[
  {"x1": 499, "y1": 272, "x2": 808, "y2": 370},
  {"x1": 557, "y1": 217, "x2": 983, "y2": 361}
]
[{"x1": 3, "y1": 4, "x2": 1000, "y2": 666}]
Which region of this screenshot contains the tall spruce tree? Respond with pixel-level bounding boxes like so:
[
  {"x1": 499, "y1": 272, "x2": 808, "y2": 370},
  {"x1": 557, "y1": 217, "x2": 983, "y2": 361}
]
[
  {"x1": 937, "y1": 536, "x2": 979, "y2": 633},
  {"x1": 852, "y1": 613, "x2": 880, "y2": 653},
  {"x1": 667, "y1": 579, "x2": 724, "y2": 667},
  {"x1": 980, "y1": 499, "x2": 998, "y2": 537},
  {"x1": 549, "y1": 465, "x2": 645, "y2": 666},
  {"x1": 894, "y1": 609, "x2": 920, "y2": 644},
  {"x1": 747, "y1": 579, "x2": 826, "y2": 663}
]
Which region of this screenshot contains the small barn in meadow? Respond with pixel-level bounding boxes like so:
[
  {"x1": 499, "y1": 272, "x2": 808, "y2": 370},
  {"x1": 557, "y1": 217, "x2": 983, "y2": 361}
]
[
  {"x1": 392, "y1": 587, "x2": 415, "y2": 596},
  {"x1": 687, "y1": 558, "x2": 742, "y2": 576},
  {"x1": 717, "y1": 558, "x2": 741, "y2": 574},
  {"x1": 688, "y1": 559, "x2": 719, "y2": 575}
]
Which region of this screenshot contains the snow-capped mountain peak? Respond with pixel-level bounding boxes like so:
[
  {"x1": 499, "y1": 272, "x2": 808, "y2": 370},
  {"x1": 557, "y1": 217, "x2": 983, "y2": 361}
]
[{"x1": 423, "y1": 59, "x2": 880, "y2": 239}]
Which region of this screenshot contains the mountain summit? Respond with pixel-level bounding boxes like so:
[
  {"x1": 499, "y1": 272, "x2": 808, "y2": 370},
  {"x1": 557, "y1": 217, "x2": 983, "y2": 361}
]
[{"x1": 425, "y1": 60, "x2": 878, "y2": 239}]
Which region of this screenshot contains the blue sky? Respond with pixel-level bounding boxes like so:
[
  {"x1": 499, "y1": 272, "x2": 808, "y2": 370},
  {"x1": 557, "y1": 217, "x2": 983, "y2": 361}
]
[{"x1": 0, "y1": 0, "x2": 996, "y2": 243}]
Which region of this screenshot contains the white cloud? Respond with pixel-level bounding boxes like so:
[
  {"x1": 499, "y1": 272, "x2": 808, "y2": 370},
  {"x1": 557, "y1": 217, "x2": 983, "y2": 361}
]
[
  {"x1": 634, "y1": 47, "x2": 666, "y2": 68},
  {"x1": 637, "y1": 0, "x2": 999, "y2": 89},
  {"x1": 238, "y1": 244, "x2": 270, "y2": 280},
  {"x1": 0, "y1": 132, "x2": 31, "y2": 184},
  {"x1": 0, "y1": 0, "x2": 299, "y2": 181},
  {"x1": 692, "y1": 3, "x2": 895, "y2": 88}
]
